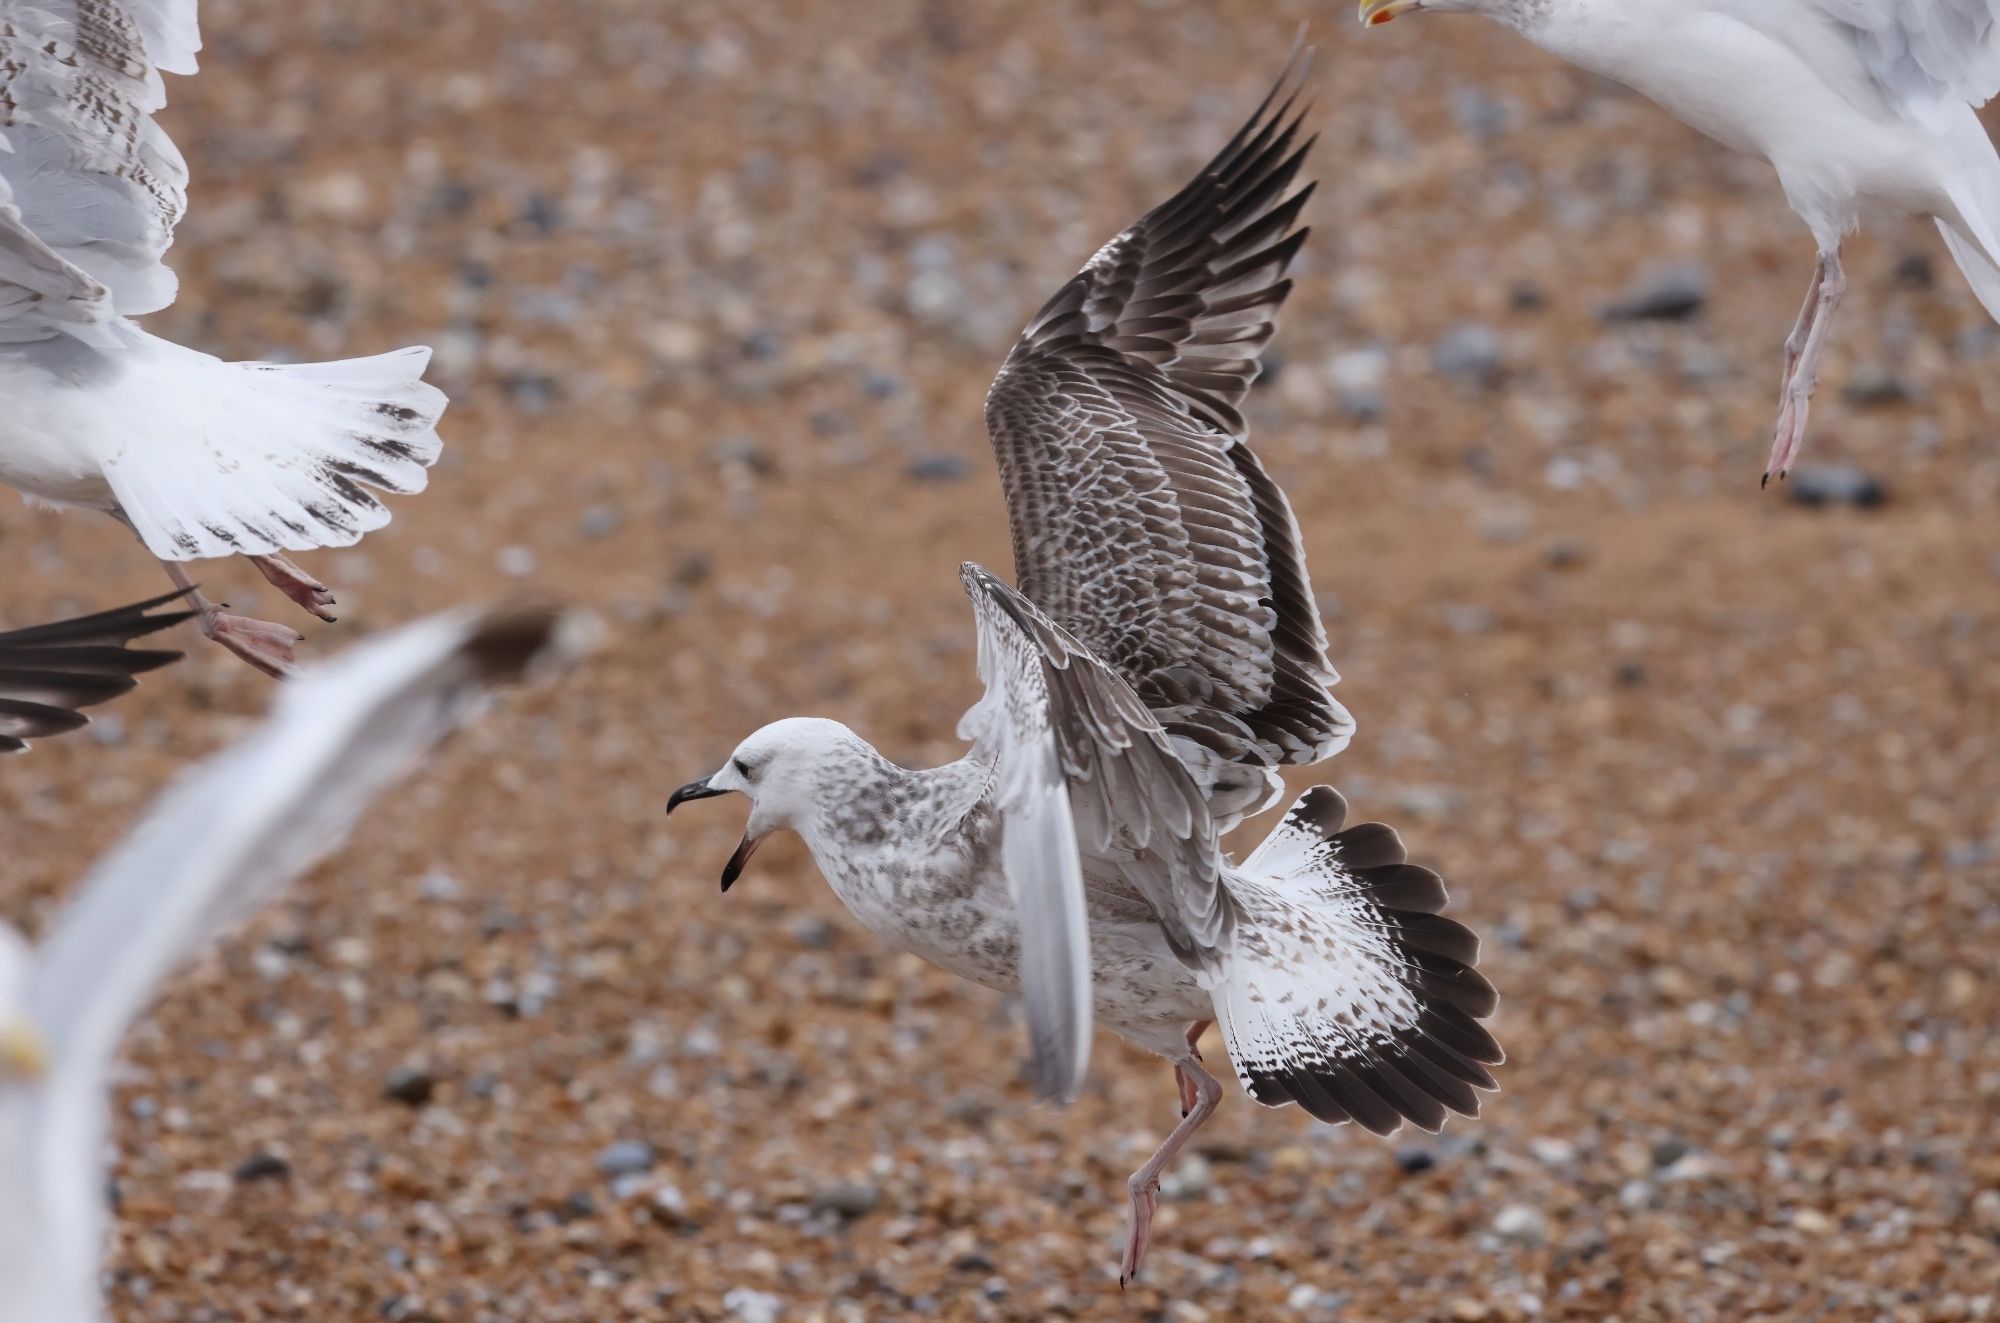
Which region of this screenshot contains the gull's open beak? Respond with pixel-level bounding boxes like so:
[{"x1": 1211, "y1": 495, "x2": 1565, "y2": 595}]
[
  {"x1": 1359, "y1": 0, "x2": 1422, "y2": 24},
  {"x1": 665, "y1": 776, "x2": 728, "y2": 815},
  {"x1": 721, "y1": 834, "x2": 764, "y2": 893},
  {"x1": 0, "y1": 1016, "x2": 47, "y2": 1080}
]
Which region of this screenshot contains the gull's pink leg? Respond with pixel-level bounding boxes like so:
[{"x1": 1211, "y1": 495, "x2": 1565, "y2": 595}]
[
  {"x1": 251, "y1": 552, "x2": 337, "y2": 622},
  {"x1": 1174, "y1": 1020, "x2": 1212, "y2": 1117},
  {"x1": 1122, "y1": 1052, "x2": 1222, "y2": 1288},
  {"x1": 1766, "y1": 246, "x2": 1846, "y2": 485},
  {"x1": 159, "y1": 561, "x2": 302, "y2": 679},
  {"x1": 1779, "y1": 253, "x2": 1827, "y2": 389}
]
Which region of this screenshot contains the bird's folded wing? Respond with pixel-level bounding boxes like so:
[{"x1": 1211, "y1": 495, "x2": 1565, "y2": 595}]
[
  {"x1": 981, "y1": 47, "x2": 1352, "y2": 773},
  {"x1": 23, "y1": 604, "x2": 594, "y2": 1271},
  {"x1": 0, "y1": 0, "x2": 198, "y2": 337},
  {"x1": 958, "y1": 564, "x2": 1237, "y2": 1098},
  {"x1": 0, "y1": 589, "x2": 194, "y2": 753},
  {"x1": 1722, "y1": 0, "x2": 2000, "y2": 119}
]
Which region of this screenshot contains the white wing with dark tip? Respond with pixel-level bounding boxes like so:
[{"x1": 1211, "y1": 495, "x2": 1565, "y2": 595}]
[
  {"x1": 982, "y1": 49, "x2": 1353, "y2": 785},
  {"x1": 3, "y1": 605, "x2": 594, "y2": 1323},
  {"x1": 0, "y1": 590, "x2": 193, "y2": 753}
]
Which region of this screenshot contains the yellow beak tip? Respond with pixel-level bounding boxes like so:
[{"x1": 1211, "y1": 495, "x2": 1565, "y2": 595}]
[{"x1": 1, "y1": 1023, "x2": 47, "y2": 1079}]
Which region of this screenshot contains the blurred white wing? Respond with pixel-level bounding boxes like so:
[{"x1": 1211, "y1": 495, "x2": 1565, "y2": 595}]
[
  {"x1": 12, "y1": 604, "x2": 593, "y2": 1320},
  {"x1": 0, "y1": 0, "x2": 201, "y2": 339}
]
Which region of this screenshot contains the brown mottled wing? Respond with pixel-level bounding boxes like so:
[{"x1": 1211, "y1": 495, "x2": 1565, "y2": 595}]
[
  {"x1": 959, "y1": 564, "x2": 1236, "y2": 978},
  {"x1": 0, "y1": 0, "x2": 197, "y2": 336},
  {"x1": 0, "y1": 590, "x2": 194, "y2": 753},
  {"x1": 982, "y1": 49, "x2": 1352, "y2": 776}
]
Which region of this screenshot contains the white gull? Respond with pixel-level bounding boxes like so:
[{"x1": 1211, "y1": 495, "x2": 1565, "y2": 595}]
[
  {"x1": 667, "y1": 52, "x2": 1503, "y2": 1285},
  {"x1": 1362, "y1": 0, "x2": 2000, "y2": 481},
  {"x1": 0, "y1": 0, "x2": 447, "y2": 675}
]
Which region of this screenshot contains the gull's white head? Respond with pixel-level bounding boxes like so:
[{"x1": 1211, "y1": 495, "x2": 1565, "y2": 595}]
[
  {"x1": 0, "y1": 923, "x2": 45, "y2": 1084},
  {"x1": 664, "y1": 717, "x2": 869, "y2": 891}
]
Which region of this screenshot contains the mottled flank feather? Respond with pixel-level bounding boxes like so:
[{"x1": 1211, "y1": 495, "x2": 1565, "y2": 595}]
[
  {"x1": 1217, "y1": 787, "x2": 1503, "y2": 1135},
  {"x1": 0, "y1": 588, "x2": 191, "y2": 752},
  {"x1": 984, "y1": 49, "x2": 1353, "y2": 782}
]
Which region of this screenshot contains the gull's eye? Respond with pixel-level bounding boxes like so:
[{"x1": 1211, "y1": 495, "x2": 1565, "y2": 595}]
[{"x1": 732, "y1": 757, "x2": 753, "y2": 780}]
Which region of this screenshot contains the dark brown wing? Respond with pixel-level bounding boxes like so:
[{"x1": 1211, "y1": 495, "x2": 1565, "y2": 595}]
[
  {"x1": 982, "y1": 48, "x2": 1352, "y2": 777},
  {"x1": 0, "y1": 590, "x2": 193, "y2": 753}
]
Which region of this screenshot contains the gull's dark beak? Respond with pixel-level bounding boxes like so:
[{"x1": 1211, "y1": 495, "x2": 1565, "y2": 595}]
[
  {"x1": 721, "y1": 834, "x2": 763, "y2": 892},
  {"x1": 665, "y1": 776, "x2": 728, "y2": 815}
]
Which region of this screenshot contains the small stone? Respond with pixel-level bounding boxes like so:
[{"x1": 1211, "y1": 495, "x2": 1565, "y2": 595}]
[
  {"x1": 496, "y1": 545, "x2": 538, "y2": 577},
  {"x1": 1791, "y1": 1207, "x2": 1837, "y2": 1235},
  {"x1": 1395, "y1": 1147, "x2": 1437, "y2": 1174},
  {"x1": 1493, "y1": 1203, "x2": 1547, "y2": 1244},
  {"x1": 1894, "y1": 252, "x2": 1935, "y2": 287},
  {"x1": 1433, "y1": 323, "x2": 1503, "y2": 386},
  {"x1": 578, "y1": 504, "x2": 624, "y2": 539},
  {"x1": 1602, "y1": 263, "x2": 1707, "y2": 321},
  {"x1": 382, "y1": 1066, "x2": 436, "y2": 1107},
  {"x1": 233, "y1": 1152, "x2": 291, "y2": 1183},
  {"x1": 1529, "y1": 1137, "x2": 1576, "y2": 1166},
  {"x1": 1449, "y1": 1299, "x2": 1490, "y2": 1321},
  {"x1": 1650, "y1": 1138, "x2": 1692, "y2": 1170},
  {"x1": 809, "y1": 1181, "x2": 881, "y2": 1220},
  {"x1": 1842, "y1": 364, "x2": 1913, "y2": 407},
  {"x1": 1543, "y1": 537, "x2": 1592, "y2": 570},
  {"x1": 953, "y1": 1251, "x2": 996, "y2": 1273},
  {"x1": 1786, "y1": 466, "x2": 1887, "y2": 509},
  {"x1": 723, "y1": 1288, "x2": 785, "y2": 1323},
  {"x1": 594, "y1": 1140, "x2": 657, "y2": 1178},
  {"x1": 905, "y1": 453, "x2": 970, "y2": 483}
]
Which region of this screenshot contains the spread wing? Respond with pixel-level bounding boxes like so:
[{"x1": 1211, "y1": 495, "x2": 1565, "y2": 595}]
[
  {"x1": 958, "y1": 564, "x2": 1236, "y2": 1098},
  {"x1": 19, "y1": 605, "x2": 594, "y2": 1303},
  {"x1": 0, "y1": 589, "x2": 193, "y2": 753},
  {"x1": 0, "y1": 0, "x2": 200, "y2": 341},
  {"x1": 982, "y1": 48, "x2": 1353, "y2": 778},
  {"x1": 1721, "y1": 0, "x2": 2000, "y2": 118}
]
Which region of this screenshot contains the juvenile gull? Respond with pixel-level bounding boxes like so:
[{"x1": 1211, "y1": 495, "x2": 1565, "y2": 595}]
[
  {"x1": 0, "y1": 602, "x2": 594, "y2": 1323},
  {"x1": 1362, "y1": 0, "x2": 2000, "y2": 481},
  {"x1": 0, "y1": 590, "x2": 193, "y2": 753},
  {"x1": 668, "y1": 52, "x2": 1502, "y2": 1284},
  {"x1": 0, "y1": 0, "x2": 447, "y2": 676}
]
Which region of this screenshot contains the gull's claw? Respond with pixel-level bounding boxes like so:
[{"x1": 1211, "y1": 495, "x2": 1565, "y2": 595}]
[
  {"x1": 252, "y1": 552, "x2": 338, "y2": 623},
  {"x1": 206, "y1": 613, "x2": 303, "y2": 679}
]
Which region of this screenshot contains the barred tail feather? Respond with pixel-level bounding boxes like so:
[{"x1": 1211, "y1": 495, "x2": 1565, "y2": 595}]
[
  {"x1": 1213, "y1": 786, "x2": 1502, "y2": 1136},
  {"x1": 98, "y1": 333, "x2": 446, "y2": 561}
]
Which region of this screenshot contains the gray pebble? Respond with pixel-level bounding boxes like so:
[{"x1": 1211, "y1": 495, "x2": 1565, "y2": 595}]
[
  {"x1": 1602, "y1": 263, "x2": 1707, "y2": 322},
  {"x1": 1786, "y1": 466, "x2": 1886, "y2": 508},
  {"x1": 809, "y1": 1181, "x2": 882, "y2": 1220},
  {"x1": 595, "y1": 1140, "x2": 657, "y2": 1178},
  {"x1": 1433, "y1": 323, "x2": 1503, "y2": 385},
  {"x1": 382, "y1": 1066, "x2": 436, "y2": 1107}
]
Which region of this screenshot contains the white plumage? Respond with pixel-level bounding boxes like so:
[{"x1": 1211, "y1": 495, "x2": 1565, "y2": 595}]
[
  {"x1": 0, "y1": 604, "x2": 593, "y2": 1323},
  {"x1": 0, "y1": 0, "x2": 447, "y2": 675},
  {"x1": 1363, "y1": 0, "x2": 2000, "y2": 479}
]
